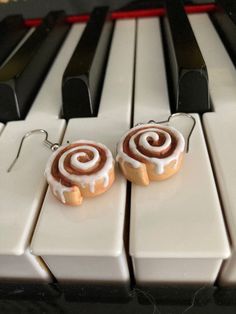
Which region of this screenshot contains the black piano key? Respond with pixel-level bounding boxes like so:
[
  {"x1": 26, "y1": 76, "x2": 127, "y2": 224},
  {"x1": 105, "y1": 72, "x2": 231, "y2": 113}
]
[
  {"x1": 162, "y1": 0, "x2": 210, "y2": 113},
  {"x1": 62, "y1": 7, "x2": 113, "y2": 119},
  {"x1": 0, "y1": 11, "x2": 70, "y2": 123},
  {"x1": 210, "y1": 0, "x2": 236, "y2": 67},
  {"x1": 0, "y1": 15, "x2": 28, "y2": 66}
]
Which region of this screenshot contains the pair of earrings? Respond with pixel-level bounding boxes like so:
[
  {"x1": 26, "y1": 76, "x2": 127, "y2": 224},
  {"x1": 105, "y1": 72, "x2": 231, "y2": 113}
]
[{"x1": 8, "y1": 113, "x2": 195, "y2": 206}]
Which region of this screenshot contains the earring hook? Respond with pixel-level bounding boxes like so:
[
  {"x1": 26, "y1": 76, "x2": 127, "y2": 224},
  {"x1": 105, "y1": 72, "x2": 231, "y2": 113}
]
[
  {"x1": 7, "y1": 129, "x2": 59, "y2": 173},
  {"x1": 148, "y1": 113, "x2": 196, "y2": 153}
]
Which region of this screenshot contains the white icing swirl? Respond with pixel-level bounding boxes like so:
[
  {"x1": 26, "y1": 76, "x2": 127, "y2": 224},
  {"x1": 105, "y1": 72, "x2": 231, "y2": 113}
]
[
  {"x1": 116, "y1": 124, "x2": 185, "y2": 175},
  {"x1": 59, "y1": 146, "x2": 100, "y2": 173},
  {"x1": 45, "y1": 140, "x2": 114, "y2": 203}
]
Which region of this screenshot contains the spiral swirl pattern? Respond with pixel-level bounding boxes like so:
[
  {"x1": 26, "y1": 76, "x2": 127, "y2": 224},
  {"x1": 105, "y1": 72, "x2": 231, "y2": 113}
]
[
  {"x1": 117, "y1": 124, "x2": 185, "y2": 177},
  {"x1": 45, "y1": 140, "x2": 114, "y2": 204}
]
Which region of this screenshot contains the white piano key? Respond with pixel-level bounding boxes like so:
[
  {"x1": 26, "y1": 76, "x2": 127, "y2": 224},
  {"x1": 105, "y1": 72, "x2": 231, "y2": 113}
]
[
  {"x1": 26, "y1": 23, "x2": 85, "y2": 120},
  {"x1": 129, "y1": 18, "x2": 230, "y2": 284},
  {"x1": 189, "y1": 14, "x2": 236, "y2": 114},
  {"x1": 203, "y1": 112, "x2": 236, "y2": 286},
  {"x1": 134, "y1": 18, "x2": 171, "y2": 123},
  {"x1": 0, "y1": 24, "x2": 87, "y2": 281},
  {"x1": 0, "y1": 249, "x2": 50, "y2": 282},
  {"x1": 0, "y1": 123, "x2": 4, "y2": 134},
  {"x1": 0, "y1": 119, "x2": 65, "y2": 281},
  {"x1": 0, "y1": 23, "x2": 84, "y2": 281},
  {"x1": 31, "y1": 20, "x2": 135, "y2": 283}
]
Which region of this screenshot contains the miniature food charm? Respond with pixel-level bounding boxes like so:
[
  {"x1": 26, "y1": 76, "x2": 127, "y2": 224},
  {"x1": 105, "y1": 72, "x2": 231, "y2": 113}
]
[
  {"x1": 45, "y1": 140, "x2": 115, "y2": 205},
  {"x1": 116, "y1": 124, "x2": 185, "y2": 185}
]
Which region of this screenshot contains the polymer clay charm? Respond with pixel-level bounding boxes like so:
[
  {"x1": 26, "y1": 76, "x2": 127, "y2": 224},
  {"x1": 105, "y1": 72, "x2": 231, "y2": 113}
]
[
  {"x1": 116, "y1": 124, "x2": 184, "y2": 185},
  {"x1": 7, "y1": 129, "x2": 115, "y2": 206},
  {"x1": 116, "y1": 114, "x2": 195, "y2": 186},
  {"x1": 45, "y1": 140, "x2": 115, "y2": 206}
]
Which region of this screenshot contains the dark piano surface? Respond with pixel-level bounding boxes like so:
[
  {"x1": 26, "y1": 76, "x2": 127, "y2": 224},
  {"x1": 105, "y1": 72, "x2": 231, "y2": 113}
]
[
  {"x1": 0, "y1": 0, "x2": 215, "y2": 19},
  {"x1": 1, "y1": 0, "x2": 236, "y2": 313},
  {"x1": 1, "y1": 282, "x2": 236, "y2": 313}
]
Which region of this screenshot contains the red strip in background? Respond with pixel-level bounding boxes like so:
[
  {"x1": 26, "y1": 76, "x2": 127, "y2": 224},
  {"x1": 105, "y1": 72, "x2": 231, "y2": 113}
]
[
  {"x1": 66, "y1": 15, "x2": 90, "y2": 24},
  {"x1": 112, "y1": 8, "x2": 165, "y2": 19},
  {"x1": 185, "y1": 3, "x2": 216, "y2": 14},
  {"x1": 112, "y1": 4, "x2": 216, "y2": 19},
  {"x1": 24, "y1": 3, "x2": 217, "y2": 27},
  {"x1": 25, "y1": 18, "x2": 42, "y2": 27}
]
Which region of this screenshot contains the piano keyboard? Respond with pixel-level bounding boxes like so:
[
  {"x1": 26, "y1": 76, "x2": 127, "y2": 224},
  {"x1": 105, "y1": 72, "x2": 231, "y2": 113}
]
[{"x1": 0, "y1": 5, "x2": 236, "y2": 289}]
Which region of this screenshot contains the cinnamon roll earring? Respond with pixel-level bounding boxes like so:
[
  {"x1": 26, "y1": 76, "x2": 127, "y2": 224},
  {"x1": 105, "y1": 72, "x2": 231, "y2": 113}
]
[
  {"x1": 116, "y1": 113, "x2": 195, "y2": 186},
  {"x1": 8, "y1": 130, "x2": 115, "y2": 206},
  {"x1": 45, "y1": 140, "x2": 115, "y2": 205}
]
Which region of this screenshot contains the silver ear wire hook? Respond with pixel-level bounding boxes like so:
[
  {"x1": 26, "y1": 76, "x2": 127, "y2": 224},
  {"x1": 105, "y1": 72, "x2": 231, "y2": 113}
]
[
  {"x1": 148, "y1": 113, "x2": 196, "y2": 153},
  {"x1": 7, "y1": 129, "x2": 60, "y2": 173}
]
